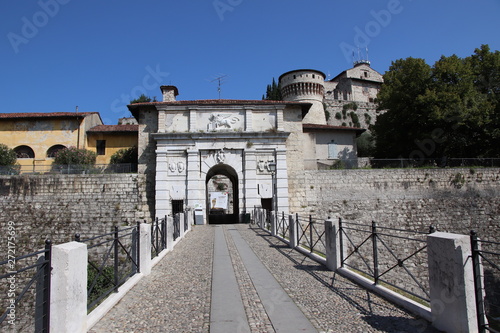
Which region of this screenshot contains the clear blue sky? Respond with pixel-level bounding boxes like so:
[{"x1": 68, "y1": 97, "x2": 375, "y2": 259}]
[{"x1": 1, "y1": 0, "x2": 499, "y2": 125}]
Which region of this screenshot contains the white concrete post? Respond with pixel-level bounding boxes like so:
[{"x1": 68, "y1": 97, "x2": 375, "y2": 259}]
[
  {"x1": 289, "y1": 214, "x2": 298, "y2": 248},
  {"x1": 427, "y1": 232, "x2": 478, "y2": 333},
  {"x1": 50, "y1": 241, "x2": 87, "y2": 333},
  {"x1": 167, "y1": 216, "x2": 174, "y2": 251},
  {"x1": 325, "y1": 219, "x2": 341, "y2": 272},
  {"x1": 139, "y1": 223, "x2": 152, "y2": 276},
  {"x1": 271, "y1": 211, "x2": 277, "y2": 236}
]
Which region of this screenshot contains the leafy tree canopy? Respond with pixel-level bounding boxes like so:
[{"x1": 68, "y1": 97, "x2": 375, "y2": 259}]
[
  {"x1": 373, "y1": 45, "x2": 500, "y2": 159},
  {"x1": 54, "y1": 147, "x2": 97, "y2": 165},
  {"x1": 262, "y1": 78, "x2": 282, "y2": 101},
  {"x1": 130, "y1": 94, "x2": 156, "y2": 104},
  {"x1": 0, "y1": 144, "x2": 17, "y2": 166},
  {"x1": 110, "y1": 146, "x2": 138, "y2": 165}
]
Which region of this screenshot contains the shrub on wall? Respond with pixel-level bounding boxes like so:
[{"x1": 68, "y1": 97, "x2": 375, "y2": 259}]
[
  {"x1": 110, "y1": 146, "x2": 138, "y2": 165},
  {"x1": 0, "y1": 144, "x2": 20, "y2": 174},
  {"x1": 54, "y1": 147, "x2": 97, "y2": 165},
  {"x1": 0, "y1": 144, "x2": 17, "y2": 166}
]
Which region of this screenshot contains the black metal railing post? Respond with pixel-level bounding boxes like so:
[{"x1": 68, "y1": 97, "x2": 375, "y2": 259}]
[
  {"x1": 309, "y1": 215, "x2": 313, "y2": 253},
  {"x1": 114, "y1": 226, "x2": 119, "y2": 289},
  {"x1": 339, "y1": 217, "x2": 344, "y2": 267},
  {"x1": 155, "y1": 217, "x2": 159, "y2": 255},
  {"x1": 372, "y1": 221, "x2": 379, "y2": 284},
  {"x1": 74, "y1": 233, "x2": 80, "y2": 242},
  {"x1": 136, "y1": 221, "x2": 140, "y2": 273},
  {"x1": 163, "y1": 216, "x2": 167, "y2": 249},
  {"x1": 470, "y1": 230, "x2": 487, "y2": 333},
  {"x1": 43, "y1": 239, "x2": 52, "y2": 333}
]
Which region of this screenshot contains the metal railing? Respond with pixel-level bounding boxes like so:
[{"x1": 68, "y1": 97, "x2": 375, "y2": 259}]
[
  {"x1": 151, "y1": 216, "x2": 167, "y2": 259},
  {"x1": 471, "y1": 231, "x2": 500, "y2": 333},
  {"x1": 75, "y1": 223, "x2": 140, "y2": 310},
  {"x1": 339, "y1": 218, "x2": 434, "y2": 303},
  {"x1": 276, "y1": 212, "x2": 289, "y2": 239},
  {"x1": 296, "y1": 215, "x2": 326, "y2": 256},
  {"x1": 0, "y1": 240, "x2": 52, "y2": 333}
]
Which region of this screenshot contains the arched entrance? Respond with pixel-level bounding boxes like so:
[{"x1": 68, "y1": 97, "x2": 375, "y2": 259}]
[{"x1": 206, "y1": 164, "x2": 239, "y2": 224}]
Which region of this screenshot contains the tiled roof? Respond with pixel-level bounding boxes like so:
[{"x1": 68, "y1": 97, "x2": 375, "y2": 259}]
[
  {"x1": 0, "y1": 112, "x2": 99, "y2": 119},
  {"x1": 303, "y1": 123, "x2": 366, "y2": 133},
  {"x1": 87, "y1": 125, "x2": 138, "y2": 133}
]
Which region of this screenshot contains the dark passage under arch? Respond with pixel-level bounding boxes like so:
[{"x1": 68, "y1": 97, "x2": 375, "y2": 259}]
[{"x1": 206, "y1": 164, "x2": 239, "y2": 224}]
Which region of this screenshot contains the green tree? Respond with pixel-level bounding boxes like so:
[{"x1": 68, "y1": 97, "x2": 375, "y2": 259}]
[
  {"x1": 263, "y1": 78, "x2": 282, "y2": 100},
  {"x1": 356, "y1": 132, "x2": 375, "y2": 157},
  {"x1": 0, "y1": 144, "x2": 17, "y2": 166},
  {"x1": 373, "y1": 46, "x2": 500, "y2": 159},
  {"x1": 373, "y1": 57, "x2": 433, "y2": 158},
  {"x1": 110, "y1": 146, "x2": 138, "y2": 164},
  {"x1": 130, "y1": 94, "x2": 155, "y2": 104},
  {"x1": 54, "y1": 147, "x2": 96, "y2": 165}
]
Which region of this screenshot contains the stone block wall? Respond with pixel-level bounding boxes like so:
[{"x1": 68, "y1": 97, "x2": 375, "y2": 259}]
[
  {"x1": 289, "y1": 168, "x2": 500, "y2": 238},
  {"x1": 0, "y1": 174, "x2": 150, "y2": 255}
]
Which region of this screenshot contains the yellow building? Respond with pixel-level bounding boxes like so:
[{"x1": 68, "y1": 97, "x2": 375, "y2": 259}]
[
  {"x1": 87, "y1": 124, "x2": 138, "y2": 165},
  {"x1": 0, "y1": 112, "x2": 138, "y2": 173}
]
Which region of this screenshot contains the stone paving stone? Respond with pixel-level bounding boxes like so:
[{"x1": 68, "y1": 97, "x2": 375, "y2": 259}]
[
  {"x1": 90, "y1": 223, "x2": 441, "y2": 333},
  {"x1": 237, "y1": 224, "x2": 441, "y2": 333},
  {"x1": 89, "y1": 225, "x2": 214, "y2": 333}
]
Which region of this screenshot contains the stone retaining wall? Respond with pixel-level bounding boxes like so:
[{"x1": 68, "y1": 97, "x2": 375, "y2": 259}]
[
  {"x1": 0, "y1": 174, "x2": 149, "y2": 255},
  {"x1": 289, "y1": 168, "x2": 500, "y2": 239}
]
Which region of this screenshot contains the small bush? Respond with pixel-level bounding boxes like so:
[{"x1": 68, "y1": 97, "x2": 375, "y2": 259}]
[
  {"x1": 110, "y1": 146, "x2": 138, "y2": 164},
  {"x1": 54, "y1": 147, "x2": 96, "y2": 165},
  {"x1": 0, "y1": 144, "x2": 17, "y2": 166}
]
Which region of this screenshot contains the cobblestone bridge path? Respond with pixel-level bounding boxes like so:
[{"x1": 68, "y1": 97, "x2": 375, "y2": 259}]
[{"x1": 89, "y1": 224, "x2": 440, "y2": 333}]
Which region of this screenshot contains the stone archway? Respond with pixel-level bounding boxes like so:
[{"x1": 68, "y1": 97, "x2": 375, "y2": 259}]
[{"x1": 205, "y1": 164, "x2": 239, "y2": 224}]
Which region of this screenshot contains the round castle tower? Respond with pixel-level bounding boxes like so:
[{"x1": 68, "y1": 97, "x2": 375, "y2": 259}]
[{"x1": 279, "y1": 69, "x2": 326, "y2": 125}]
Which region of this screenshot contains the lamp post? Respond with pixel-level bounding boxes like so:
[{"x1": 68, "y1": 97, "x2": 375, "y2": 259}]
[{"x1": 268, "y1": 162, "x2": 278, "y2": 215}]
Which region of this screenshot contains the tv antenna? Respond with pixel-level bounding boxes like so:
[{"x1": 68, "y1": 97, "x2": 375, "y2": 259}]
[{"x1": 210, "y1": 74, "x2": 227, "y2": 99}]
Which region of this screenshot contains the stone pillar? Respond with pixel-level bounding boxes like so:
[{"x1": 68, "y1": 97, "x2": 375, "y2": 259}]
[
  {"x1": 50, "y1": 242, "x2": 87, "y2": 333},
  {"x1": 189, "y1": 108, "x2": 197, "y2": 132},
  {"x1": 275, "y1": 149, "x2": 289, "y2": 215},
  {"x1": 156, "y1": 152, "x2": 170, "y2": 218},
  {"x1": 139, "y1": 223, "x2": 152, "y2": 276},
  {"x1": 325, "y1": 219, "x2": 341, "y2": 272},
  {"x1": 186, "y1": 149, "x2": 205, "y2": 223},
  {"x1": 427, "y1": 232, "x2": 478, "y2": 333},
  {"x1": 289, "y1": 214, "x2": 298, "y2": 248},
  {"x1": 245, "y1": 107, "x2": 253, "y2": 131},
  {"x1": 244, "y1": 149, "x2": 259, "y2": 210}
]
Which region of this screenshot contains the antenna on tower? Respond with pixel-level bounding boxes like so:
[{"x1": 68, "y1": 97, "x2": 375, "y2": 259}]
[{"x1": 210, "y1": 74, "x2": 227, "y2": 99}]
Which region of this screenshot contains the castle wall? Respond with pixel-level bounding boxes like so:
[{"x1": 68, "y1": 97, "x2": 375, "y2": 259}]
[
  {"x1": 0, "y1": 174, "x2": 149, "y2": 256},
  {"x1": 288, "y1": 168, "x2": 500, "y2": 238}
]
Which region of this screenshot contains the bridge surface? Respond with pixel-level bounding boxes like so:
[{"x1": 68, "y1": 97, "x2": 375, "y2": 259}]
[{"x1": 89, "y1": 224, "x2": 439, "y2": 333}]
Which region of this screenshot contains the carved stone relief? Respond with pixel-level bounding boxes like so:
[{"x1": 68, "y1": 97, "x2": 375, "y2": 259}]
[{"x1": 207, "y1": 113, "x2": 240, "y2": 131}]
